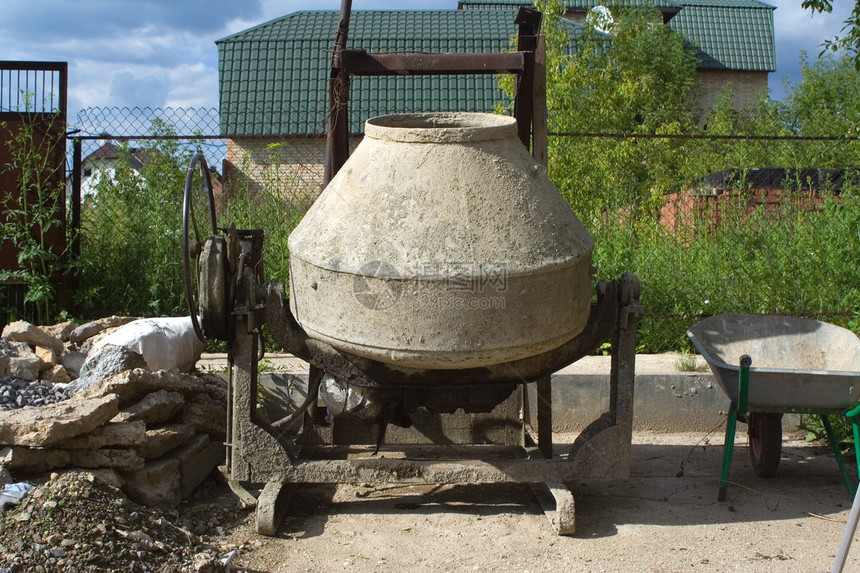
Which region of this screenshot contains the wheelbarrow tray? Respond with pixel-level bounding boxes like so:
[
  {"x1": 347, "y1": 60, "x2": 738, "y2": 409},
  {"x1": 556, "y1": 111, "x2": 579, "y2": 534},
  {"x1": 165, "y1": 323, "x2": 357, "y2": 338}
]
[{"x1": 687, "y1": 314, "x2": 860, "y2": 412}]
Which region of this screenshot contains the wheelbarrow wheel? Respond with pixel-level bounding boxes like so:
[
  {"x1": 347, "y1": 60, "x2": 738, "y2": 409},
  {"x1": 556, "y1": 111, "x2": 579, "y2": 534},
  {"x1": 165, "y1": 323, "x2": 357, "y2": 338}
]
[{"x1": 748, "y1": 412, "x2": 783, "y2": 478}]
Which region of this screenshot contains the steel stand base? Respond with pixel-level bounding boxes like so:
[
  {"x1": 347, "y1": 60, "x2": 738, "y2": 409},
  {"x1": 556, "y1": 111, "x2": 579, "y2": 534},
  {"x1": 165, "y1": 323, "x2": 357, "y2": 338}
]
[{"x1": 224, "y1": 274, "x2": 642, "y2": 537}]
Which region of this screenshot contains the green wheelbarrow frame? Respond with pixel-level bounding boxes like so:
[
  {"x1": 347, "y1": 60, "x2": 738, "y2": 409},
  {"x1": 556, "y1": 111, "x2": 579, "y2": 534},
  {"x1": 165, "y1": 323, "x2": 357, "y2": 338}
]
[
  {"x1": 718, "y1": 354, "x2": 860, "y2": 501},
  {"x1": 686, "y1": 314, "x2": 860, "y2": 503}
]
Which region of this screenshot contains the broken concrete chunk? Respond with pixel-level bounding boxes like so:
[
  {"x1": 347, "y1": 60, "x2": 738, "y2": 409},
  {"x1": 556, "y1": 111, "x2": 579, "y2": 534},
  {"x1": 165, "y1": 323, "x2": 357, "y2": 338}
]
[
  {"x1": 34, "y1": 346, "x2": 58, "y2": 371},
  {"x1": 41, "y1": 364, "x2": 71, "y2": 385},
  {"x1": 0, "y1": 393, "x2": 119, "y2": 447},
  {"x1": 200, "y1": 372, "x2": 228, "y2": 403},
  {"x1": 182, "y1": 393, "x2": 227, "y2": 436},
  {"x1": 1, "y1": 446, "x2": 71, "y2": 473},
  {"x1": 171, "y1": 434, "x2": 224, "y2": 499},
  {"x1": 2, "y1": 320, "x2": 64, "y2": 354},
  {"x1": 43, "y1": 320, "x2": 76, "y2": 342},
  {"x1": 60, "y1": 350, "x2": 86, "y2": 379},
  {"x1": 116, "y1": 390, "x2": 184, "y2": 426},
  {"x1": 8, "y1": 355, "x2": 41, "y2": 381},
  {"x1": 0, "y1": 354, "x2": 8, "y2": 378},
  {"x1": 7, "y1": 341, "x2": 42, "y2": 381},
  {"x1": 68, "y1": 448, "x2": 144, "y2": 472},
  {"x1": 182, "y1": 394, "x2": 227, "y2": 436},
  {"x1": 61, "y1": 421, "x2": 146, "y2": 449},
  {"x1": 70, "y1": 344, "x2": 148, "y2": 396},
  {"x1": 136, "y1": 424, "x2": 195, "y2": 459},
  {"x1": 121, "y1": 458, "x2": 181, "y2": 509},
  {"x1": 84, "y1": 368, "x2": 210, "y2": 406}
]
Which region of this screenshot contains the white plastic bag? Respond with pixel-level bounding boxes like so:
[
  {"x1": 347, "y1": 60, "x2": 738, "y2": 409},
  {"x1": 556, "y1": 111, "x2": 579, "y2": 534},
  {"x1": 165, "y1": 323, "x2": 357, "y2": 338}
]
[{"x1": 88, "y1": 316, "x2": 204, "y2": 373}]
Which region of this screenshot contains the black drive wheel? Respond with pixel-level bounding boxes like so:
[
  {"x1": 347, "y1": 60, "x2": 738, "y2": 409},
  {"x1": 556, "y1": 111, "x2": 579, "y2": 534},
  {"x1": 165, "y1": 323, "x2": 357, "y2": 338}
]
[
  {"x1": 182, "y1": 152, "x2": 218, "y2": 342},
  {"x1": 748, "y1": 412, "x2": 783, "y2": 478}
]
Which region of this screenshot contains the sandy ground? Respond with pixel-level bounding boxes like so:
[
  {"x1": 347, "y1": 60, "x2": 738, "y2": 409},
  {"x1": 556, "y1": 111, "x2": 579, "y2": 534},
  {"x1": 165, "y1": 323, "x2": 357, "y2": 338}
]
[{"x1": 213, "y1": 430, "x2": 859, "y2": 573}]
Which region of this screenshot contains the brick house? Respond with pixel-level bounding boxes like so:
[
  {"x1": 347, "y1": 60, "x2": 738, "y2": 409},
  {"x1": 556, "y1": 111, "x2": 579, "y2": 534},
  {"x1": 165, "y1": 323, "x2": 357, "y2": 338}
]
[
  {"x1": 459, "y1": 0, "x2": 777, "y2": 112},
  {"x1": 216, "y1": 2, "x2": 775, "y2": 192},
  {"x1": 658, "y1": 168, "x2": 858, "y2": 235}
]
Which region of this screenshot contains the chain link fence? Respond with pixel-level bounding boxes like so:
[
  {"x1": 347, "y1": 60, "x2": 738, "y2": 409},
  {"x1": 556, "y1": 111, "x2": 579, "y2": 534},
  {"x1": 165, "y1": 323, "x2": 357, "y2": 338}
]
[
  {"x1": 63, "y1": 106, "x2": 860, "y2": 353},
  {"x1": 546, "y1": 131, "x2": 860, "y2": 351},
  {"x1": 68, "y1": 106, "x2": 327, "y2": 318}
]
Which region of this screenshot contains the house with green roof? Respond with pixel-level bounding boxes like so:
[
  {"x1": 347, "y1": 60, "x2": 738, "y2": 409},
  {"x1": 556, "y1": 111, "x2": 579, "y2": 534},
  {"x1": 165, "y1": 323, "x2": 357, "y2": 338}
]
[
  {"x1": 459, "y1": 0, "x2": 777, "y2": 112},
  {"x1": 216, "y1": 2, "x2": 774, "y2": 191},
  {"x1": 216, "y1": 9, "x2": 547, "y2": 192}
]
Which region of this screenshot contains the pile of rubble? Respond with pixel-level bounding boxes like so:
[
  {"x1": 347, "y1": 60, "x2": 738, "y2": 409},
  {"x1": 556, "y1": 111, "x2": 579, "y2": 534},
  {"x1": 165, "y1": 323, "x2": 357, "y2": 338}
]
[
  {"x1": 0, "y1": 318, "x2": 227, "y2": 510},
  {"x1": 0, "y1": 471, "x2": 236, "y2": 572}
]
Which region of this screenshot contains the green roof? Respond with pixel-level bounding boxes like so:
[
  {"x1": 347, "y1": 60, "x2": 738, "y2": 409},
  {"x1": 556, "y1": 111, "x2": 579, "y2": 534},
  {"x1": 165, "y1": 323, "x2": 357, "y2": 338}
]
[
  {"x1": 670, "y1": 3, "x2": 775, "y2": 70},
  {"x1": 219, "y1": 3, "x2": 773, "y2": 136},
  {"x1": 218, "y1": 10, "x2": 580, "y2": 136},
  {"x1": 460, "y1": 0, "x2": 776, "y2": 71}
]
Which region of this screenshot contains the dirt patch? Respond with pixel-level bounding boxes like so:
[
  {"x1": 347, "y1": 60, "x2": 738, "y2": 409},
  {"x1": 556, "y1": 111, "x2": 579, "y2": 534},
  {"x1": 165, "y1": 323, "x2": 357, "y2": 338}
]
[{"x1": 2, "y1": 431, "x2": 857, "y2": 572}]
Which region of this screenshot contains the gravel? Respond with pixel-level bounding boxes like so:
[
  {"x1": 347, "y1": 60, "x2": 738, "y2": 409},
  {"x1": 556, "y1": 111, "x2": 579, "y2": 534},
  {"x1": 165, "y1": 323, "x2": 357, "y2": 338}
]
[
  {"x1": 0, "y1": 377, "x2": 69, "y2": 410},
  {"x1": 0, "y1": 472, "x2": 253, "y2": 573}
]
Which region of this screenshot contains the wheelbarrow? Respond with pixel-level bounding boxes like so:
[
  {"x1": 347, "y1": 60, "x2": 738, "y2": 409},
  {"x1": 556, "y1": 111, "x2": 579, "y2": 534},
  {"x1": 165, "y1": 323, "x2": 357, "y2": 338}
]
[{"x1": 687, "y1": 314, "x2": 860, "y2": 502}]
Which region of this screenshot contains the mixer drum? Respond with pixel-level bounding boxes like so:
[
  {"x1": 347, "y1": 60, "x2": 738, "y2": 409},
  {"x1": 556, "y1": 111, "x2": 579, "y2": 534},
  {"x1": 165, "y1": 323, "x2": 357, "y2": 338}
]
[{"x1": 288, "y1": 112, "x2": 594, "y2": 369}]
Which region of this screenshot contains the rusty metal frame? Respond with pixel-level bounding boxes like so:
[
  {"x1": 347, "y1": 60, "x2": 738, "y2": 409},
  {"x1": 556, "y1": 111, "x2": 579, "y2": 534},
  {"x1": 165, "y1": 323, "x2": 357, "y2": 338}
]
[{"x1": 324, "y1": 4, "x2": 543, "y2": 184}]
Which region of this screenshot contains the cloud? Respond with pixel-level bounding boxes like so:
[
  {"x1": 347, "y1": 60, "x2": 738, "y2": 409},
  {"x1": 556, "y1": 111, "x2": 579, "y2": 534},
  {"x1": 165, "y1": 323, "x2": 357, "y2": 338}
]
[
  {"x1": 768, "y1": 0, "x2": 855, "y2": 99},
  {"x1": 109, "y1": 70, "x2": 169, "y2": 108}
]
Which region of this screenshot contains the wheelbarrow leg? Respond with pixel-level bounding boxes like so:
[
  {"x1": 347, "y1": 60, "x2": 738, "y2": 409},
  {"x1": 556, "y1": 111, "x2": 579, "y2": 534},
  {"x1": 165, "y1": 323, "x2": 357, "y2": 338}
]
[
  {"x1": 719, "y1": 355, "x2": 751, "y2": 502},
  {"x1": 854, "y1": 419, "x2": 860, "y2": 490},
  {"x1": 719, "y1": 402, "x2": 738, "y2": 502},
  {"x1": 821, "y1": 415, "x2": 857, "y2": 497}
]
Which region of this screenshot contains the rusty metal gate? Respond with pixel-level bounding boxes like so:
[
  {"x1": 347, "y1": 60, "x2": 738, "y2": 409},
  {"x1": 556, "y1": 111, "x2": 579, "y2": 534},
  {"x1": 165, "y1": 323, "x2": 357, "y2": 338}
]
[{"x1": 0, "y1": 61, "x2": 68, "y2": 325}]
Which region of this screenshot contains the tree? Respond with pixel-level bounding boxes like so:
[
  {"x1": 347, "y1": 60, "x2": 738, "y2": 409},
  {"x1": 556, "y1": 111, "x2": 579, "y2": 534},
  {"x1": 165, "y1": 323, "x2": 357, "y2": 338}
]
[
  {"x1": 802, "y1": 0, "x2": 860, "y2": 67},
  {"x1": 513, "y1": 1, "x2": 701, "y2": 219}
]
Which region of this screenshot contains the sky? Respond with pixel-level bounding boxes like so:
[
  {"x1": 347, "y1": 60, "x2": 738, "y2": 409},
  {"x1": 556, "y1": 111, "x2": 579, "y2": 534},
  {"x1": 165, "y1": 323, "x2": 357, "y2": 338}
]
[{"x1": 0, "y1": 0, "x2": 855, "y2": 122}]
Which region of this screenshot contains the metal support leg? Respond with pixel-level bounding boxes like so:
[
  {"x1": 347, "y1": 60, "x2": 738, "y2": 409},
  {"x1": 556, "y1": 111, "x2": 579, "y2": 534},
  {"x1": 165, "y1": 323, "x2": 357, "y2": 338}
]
[
  {"x1": 229, "y1": 319, "x2": 294, "y2": 483},
  {"x1": 256, "y1": 480, "x2": 295, "y2": 536},
  {"x1": 530, "y1": 480, "x2": 576, "y2": 535},
  {"x1": 537, "y1": 375, "x2": 552, "y2": 459},
  {"x1": 719, "y1": 356, "x2": 750, "y2": 502},
  {"x1": 719, "y1": 402, "x2": 738, "y2": 502},
  {"x1": 822, "y1": 415, "x2": 856, "y2": 496},
  {"x1": 568, "y1": 273, "x2": 641, "y2": 481}
]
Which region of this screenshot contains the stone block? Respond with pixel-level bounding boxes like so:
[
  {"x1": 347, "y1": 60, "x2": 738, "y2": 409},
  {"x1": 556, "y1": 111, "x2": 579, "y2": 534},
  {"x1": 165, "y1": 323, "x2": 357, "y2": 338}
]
[
  {"x1": 0, "y1": 354, "x2": 8, "y2": 378},
  {"x1": 61, "y1": 351, "x2": 86, "y2": 379},
  {"x1": 60, "y1": 421, "x2": 146, "y2": 449},
  {"x1": 68, "y1": 448, "x2": 145, "y2": 471},
  {"x1": 70, "y1": 344, "x2": 147, "y2": 396},
  {"x1": 8, "y1": 343, "x2": 42, "y2": 381},
  {"x1": 121, "y1": 458, "x2": 181, "y2": 508},
  {"x1": 2, "y1": 320, "x2": 63, "y2": 354},
  {"x1": 41, "y1": 364, "x2": 71, "y2": 385},
  {"x1": 0, "y1": 393, "x2": 119, "y2": 447},
  {"x1": 44, "y1": 320, "x2": 76, "y2": 342},
  {"x1": 1, "y1": 446, "x2": 70, "y2": 473},
  {"x1": 171, "y1": 434, "x2": 225, "y2": 499},
  {"x1": 85, "y1": 368, "x2": 209, "y2": 406},
  {"x1": 34, "y1": 346, "x2": 58, "y2": 371},
  {"x1": 68, "y1": 321, "x2": 104, "y2": 344},
  {"x1": 116, "y1": 390, "x2": 184, "y2": 426},
  {"x1": 182, "y1": 393, "x2": 226, "y2": 436},
  {"x1": 136, "y1": 424, "x2": 195, "y2": 459}
]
